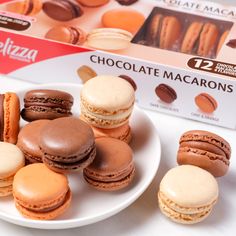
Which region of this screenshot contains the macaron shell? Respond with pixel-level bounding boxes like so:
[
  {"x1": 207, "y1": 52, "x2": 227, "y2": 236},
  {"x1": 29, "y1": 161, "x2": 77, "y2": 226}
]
[
  {"x1": 86, "y1": 28, "x2": 132, "y2": 51},
  {"x1": 101, "y1": 9, "x2": 145, "y2": 34},
  {"x1": 179, "y1": 130, "x2": 231, "y2": 159},
  {"x1": 17, "y1": 120, "x2": 50, "y2": 163},
  {"x1": 159, "y1": 165, "x2": 218, "y2": 208},
  {"x1": 13, "y1": 163, "x2": 69, "y2": 205},
  {"x1": 81, "y1": 75, "x2": 135, "y2": 113},
  {"x1": 181, "y1": 22, "x2": 204, "y2": 54},
  {"x1": 0, "y1": 142, "x2": 25, "y2": 179},
  {"x1": 177, "y1": 147, "x2": 229, "y2": 177},
  {"x1": 77, "y1": 0, "x2": 109, "y2": 7},
  {"x1": 217, "y1": 30, "x2": 230, "y2": 55},
  {"x1": 197, "y1": 23, "x2": 218, "y2": 57},
  {"x1": 84, "y1": 167, "x2": 135, "y2": 191},
  {"x1": 15, "y1": 189, "x2": 72, "y2": 220},
  {"x1": 3, "y1": 92, "x2": 20, "y2": 144},
  {"x1": 158, "y1": 192, "x2": 213, "y2": 224},
  {"x1": 0, "y1": 185, "x2": 13, "y2": 197},
  {"x1": 0, "y1": 175, "x2": 14, "y2": 187},
  {"x1": 155, "y1": 84, "x2": 177, "y2": 103},
  {"x1": 160, "y1": 16, "x2": 181, "y2": 49},
  {"x1": 146, "y1": 14, "x2": 163, "y2": 46}
]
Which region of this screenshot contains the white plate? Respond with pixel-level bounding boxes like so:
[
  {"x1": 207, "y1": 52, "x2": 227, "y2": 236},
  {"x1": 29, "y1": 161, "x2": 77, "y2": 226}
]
[{"x1": 0, "y1": 83, "x2": 161, "y2": 229}]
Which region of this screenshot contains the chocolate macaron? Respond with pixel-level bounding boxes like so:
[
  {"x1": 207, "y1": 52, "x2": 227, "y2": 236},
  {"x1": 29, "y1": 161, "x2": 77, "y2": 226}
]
[
  {"x1": 21, "y1": 89, "x2": 74, "y2": 122},
  {"x1": 0, "y1": 92, "x2": 20, "y2": 144},
  {"x1": 155, "y1": 84, "x2": 177, "y2": 103},
  {"x1": 17, "y1": 120, "x2": 50, "y2": 164},
  {"x1": 40, "y1": 117, "x2": 96, "y2": 172},
  {"x1": 83, "y1": 137, "x2": 135, "y2": 191},
  {"x1": 45, "y1": 26, "x2": 86, "y2": 45},
  {"x1": 43, "y1": 0, "x2": 83, "y2": 21},
  {"x1": 177, "y1": 130, "x2": 231, "y2": 177}
]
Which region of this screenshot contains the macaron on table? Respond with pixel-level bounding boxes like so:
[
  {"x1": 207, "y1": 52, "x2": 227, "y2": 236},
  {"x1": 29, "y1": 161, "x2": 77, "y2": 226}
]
[{"x1": 1, "y1": 1, "x2": 236, "y2": 236}]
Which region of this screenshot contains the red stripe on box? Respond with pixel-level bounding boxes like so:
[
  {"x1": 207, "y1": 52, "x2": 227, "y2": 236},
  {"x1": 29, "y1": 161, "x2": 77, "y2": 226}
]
[
  {"x1": 0, "y1": 30, "x2": 92, "y2": 74},
  {"x1": 0, "y1": 0, "x2": 14, "y2": 4}
]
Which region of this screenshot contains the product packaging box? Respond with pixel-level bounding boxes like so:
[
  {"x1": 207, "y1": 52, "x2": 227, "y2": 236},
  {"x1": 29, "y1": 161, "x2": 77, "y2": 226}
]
[{"x1": 0, "y1": 0, "x2": 236, "y2": 128}]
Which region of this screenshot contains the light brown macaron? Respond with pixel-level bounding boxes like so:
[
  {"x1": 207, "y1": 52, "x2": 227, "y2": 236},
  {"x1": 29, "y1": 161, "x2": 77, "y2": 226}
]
[
  {"x1": 17, "y1": 120, "x2": 50, "y2": 164},
  {"x1": 45, "y1": 26, "x2": 87, "y2": 45},
  {"x1": 217, "y1": 30, "x2": 230, "y2": 55},
  {"x1": 181, "y1": 22, "x2": 219, "y2": 57},
  {"x1": 195, "y1": 93, "x2": 217, "y2": 113},
  {"x1": 146, "y1": 14, "x2": 181, "y2": 49},
  {"x1": 83, "y1": 137, "x2": 135, "y2": 191},
  {"x1": 0, "y1": 92, "x2": 20, "y2": 144},
  {"x1": 177, "y1": 130, "x2": 231, "y2": 177},
  {"x1": 77, "y1": 65, "x2": 97, "y2": 84}
]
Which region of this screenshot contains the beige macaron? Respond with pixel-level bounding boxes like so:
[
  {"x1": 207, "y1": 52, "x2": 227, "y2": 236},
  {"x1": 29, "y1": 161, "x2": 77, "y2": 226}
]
[
  {"x1": 86, "y1": 28, "x2": 133, "y2": 51},
  {"x1": 158, "y1": 165, "x2": 219, "y2": 224},
  {"x1": 80, "y1": 75, "x2": 135, "y2": 129},
  {"x1": 0, "y1": 142, "x2": 25, "y2": 197}
]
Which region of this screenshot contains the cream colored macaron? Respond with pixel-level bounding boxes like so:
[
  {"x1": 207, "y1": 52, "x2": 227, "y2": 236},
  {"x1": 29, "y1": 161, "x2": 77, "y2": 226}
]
[
  {"x1": 80, "y1": 75, "x2": 135, "y2": 129},
  {"x1": 158, "y1": 165, "x2": 219, "y2": 224},
  {"x1": 0, "y1": 142, "x2": 25, "y2": 197},
  {"x1": 86, "y1": 28, "x2": 133, "y2": 51}
]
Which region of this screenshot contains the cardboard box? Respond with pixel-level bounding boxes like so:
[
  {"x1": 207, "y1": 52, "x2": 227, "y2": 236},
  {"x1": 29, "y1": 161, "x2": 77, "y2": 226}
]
[{"x1": 1, "y1": 0, "x2": 236, "y2": 128}]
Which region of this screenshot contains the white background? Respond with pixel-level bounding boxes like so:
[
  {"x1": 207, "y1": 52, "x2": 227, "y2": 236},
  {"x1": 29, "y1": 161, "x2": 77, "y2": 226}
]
[{"x1": 1, "y1": 0, "x2": 236, "y2": 235}]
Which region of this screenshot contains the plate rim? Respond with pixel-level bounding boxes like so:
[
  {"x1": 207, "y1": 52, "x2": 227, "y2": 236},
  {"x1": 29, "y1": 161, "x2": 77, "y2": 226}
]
[{"x1": 0, "y1": 83, "x2": 161, "y2": 229}]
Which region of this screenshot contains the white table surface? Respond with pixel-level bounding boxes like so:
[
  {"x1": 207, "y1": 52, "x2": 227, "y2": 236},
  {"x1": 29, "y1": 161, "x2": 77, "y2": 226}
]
[{"x1": 1, "y1": 0, "x2": 236, "y2": 234}]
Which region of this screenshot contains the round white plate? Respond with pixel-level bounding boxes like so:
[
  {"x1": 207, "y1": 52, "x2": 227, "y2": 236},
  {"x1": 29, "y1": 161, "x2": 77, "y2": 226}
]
[{"x1": 0, "y1": 83, "x2": 161, "y2": 229}]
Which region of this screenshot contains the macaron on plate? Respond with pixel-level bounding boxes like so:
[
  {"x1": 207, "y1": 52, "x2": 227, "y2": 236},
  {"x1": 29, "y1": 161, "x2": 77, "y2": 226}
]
[{"x1": 0, "y1": 83, "x2": 161, "y2": 229}]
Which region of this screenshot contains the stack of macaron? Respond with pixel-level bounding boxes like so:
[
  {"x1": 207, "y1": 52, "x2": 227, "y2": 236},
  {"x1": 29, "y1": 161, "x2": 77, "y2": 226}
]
[
  {"x1": 80, "y1": 75, "x2": 135, "y2": 143},
  {"x1": 0, "y1": 84, "x2": 136, "y2": 221},
  {"x1": 157, "y1": 129, "x2": 231, "y2": 224}
]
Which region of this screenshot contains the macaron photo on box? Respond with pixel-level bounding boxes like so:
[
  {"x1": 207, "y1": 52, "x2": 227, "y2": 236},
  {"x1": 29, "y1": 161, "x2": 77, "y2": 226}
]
[{"x1": 0, "y1": 0, "x2": 236, "y2": 128}]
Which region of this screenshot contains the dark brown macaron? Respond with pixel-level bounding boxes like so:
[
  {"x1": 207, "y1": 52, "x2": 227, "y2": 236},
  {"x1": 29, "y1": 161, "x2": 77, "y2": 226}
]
[
  {"x1": 177, "y1": 130, "x2": 231, "y2": 177},
  {"x1": 195, "y1": 93, "x2": 217, "y2": 113},
  {"x1": 45, "y1": 26, "x2": 86, "y2": 45},
  {"x1": 155, "y1": 84, "x2": 177, "y2": 103},
  {"x1": 40, "y1": 117, "x2": 96, "y2": 173},
  {"x1": 43, "y1": 0, "x2": 83, "y2": 21},
  {"x1": 17, "y1": 120, "x2": 50, "y2": 164},
  {"x1": 21, "y1": 89, "x2": 74, "y2": 122},
  {"x1": 83, "y1": 137, "x2": 135, "y2": 191},
  {"x1": 119, "y1": 75, "x2": 137, "y2": 91},
  {"x1": 115, "y1": 0, "x2": 138, "y2": 5},
  {"x1": 226, "y1": 39, "x2": 236, "y2": 48}
]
